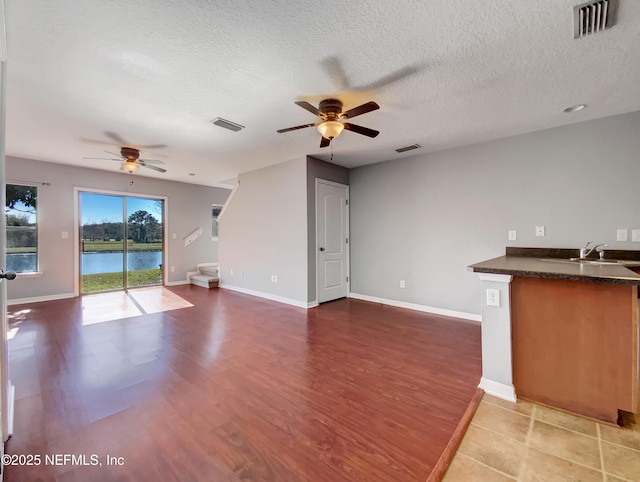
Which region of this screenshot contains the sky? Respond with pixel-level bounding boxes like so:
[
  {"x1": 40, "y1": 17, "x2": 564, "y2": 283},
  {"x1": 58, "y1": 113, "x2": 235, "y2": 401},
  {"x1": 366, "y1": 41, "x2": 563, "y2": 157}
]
[{"x1": 81, "y1": 193, "x2": 163, "y2": 225}]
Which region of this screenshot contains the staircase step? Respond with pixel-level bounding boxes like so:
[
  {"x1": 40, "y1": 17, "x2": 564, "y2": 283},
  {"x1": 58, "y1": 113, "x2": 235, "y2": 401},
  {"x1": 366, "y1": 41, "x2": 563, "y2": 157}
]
[{"x1": 190, "y1": 274, "x2": 219, "y2": 289}]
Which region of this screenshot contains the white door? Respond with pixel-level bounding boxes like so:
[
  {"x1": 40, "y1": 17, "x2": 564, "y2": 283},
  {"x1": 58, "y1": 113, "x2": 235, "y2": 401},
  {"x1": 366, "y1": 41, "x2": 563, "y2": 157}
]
[
  {"x1": 0, "y1": 60, "x2": 14, "y2": 441},
  {"x1": 316, "y1": 180, "x2": 348, "y2": 303}
]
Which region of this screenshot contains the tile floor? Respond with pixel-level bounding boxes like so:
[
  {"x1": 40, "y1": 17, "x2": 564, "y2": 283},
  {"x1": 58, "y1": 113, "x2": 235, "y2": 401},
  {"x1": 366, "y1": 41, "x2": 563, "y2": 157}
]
[{"x1": 443, "y1": 394, "x2": 640, "y2": 482}]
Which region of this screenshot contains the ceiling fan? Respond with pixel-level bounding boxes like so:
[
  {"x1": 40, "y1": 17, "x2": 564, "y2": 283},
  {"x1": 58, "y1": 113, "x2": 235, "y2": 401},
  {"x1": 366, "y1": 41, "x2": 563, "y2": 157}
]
[
  {"x1": 83, "y1": 147, "x2": 167, "y2": 173},
  {"x1": 277, "y1": 98, "x2": 380, "y2": 147}
]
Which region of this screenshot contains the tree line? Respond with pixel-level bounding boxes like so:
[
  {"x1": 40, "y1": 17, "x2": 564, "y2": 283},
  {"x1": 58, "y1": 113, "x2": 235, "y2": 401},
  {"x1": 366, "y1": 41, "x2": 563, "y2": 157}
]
[{"x1": 82, "y1": 210, "x2": 162, "y2": 243}]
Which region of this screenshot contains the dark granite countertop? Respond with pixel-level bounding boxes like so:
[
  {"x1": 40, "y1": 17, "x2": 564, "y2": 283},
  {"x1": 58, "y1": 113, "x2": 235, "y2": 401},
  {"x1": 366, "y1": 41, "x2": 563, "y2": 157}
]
[{"x1": 469, "y1": 249, "x2": 640, "y2": 285}]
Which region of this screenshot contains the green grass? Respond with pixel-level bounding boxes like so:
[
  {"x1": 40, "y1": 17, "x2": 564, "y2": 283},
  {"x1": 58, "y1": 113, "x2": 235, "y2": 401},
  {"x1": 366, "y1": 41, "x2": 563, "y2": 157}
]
[
  {"x1": 82, "y1": 269, "x2": 162, "y2": 293},
  {"x1": 81, "y1": 240, "x2": 163, "y2": 252},
  {"x1": 6, "y1": 247, "x2": 36, "y2": 254}
]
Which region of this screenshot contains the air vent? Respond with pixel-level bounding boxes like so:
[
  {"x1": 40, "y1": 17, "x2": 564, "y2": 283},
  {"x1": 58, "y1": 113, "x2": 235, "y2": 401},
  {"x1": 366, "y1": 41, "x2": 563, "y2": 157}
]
[
  {"x1": 573, "y1": 0, "x2": 618, "y2": 38},
  {"x1": 210, "y1": 117, "x2": 245, "y2": 132},
  {"x1": 395, "y1": 144, "x2": 421, "y2": 153}
]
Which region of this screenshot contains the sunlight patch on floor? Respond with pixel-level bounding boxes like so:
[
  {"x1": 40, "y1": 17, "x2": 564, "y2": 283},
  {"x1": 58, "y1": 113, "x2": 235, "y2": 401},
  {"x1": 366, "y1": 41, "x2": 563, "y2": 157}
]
[
  {"x1": 128, "y1": 286, "x2": 193, "y2": 314},
  {"x1": 81, "y1": 287, "x2": 193, "y2": 325}
]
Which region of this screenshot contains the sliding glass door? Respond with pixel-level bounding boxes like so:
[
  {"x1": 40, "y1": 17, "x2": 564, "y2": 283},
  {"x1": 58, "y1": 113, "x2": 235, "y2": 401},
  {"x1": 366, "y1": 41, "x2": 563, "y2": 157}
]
[{"x1": 80, "y1": 192, "x2": 164, "y2": 293}]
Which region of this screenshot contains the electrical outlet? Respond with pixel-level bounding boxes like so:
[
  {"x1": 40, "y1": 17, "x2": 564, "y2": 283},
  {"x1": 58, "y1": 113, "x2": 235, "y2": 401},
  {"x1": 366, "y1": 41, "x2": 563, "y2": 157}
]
[
  {"x1": 271, "y1": 275, "x2": 278, "y2": 283},
  {"x1": 632, "y1": 230, "x2": 640, "y2": 242},
  {"x1": 535, "y1": 226, "x2": 545, "y2": 237},
  {"x1": 617, "y1": 229, "x2": 628, "y2": 241},
  {"x1": 62, "y1": 231, "x2": 69, "y2": 239},
  {"x1": 508, "y1": 230, "x2": 517, "y2": 241},
  {"x1": 486, "y1": 288, "x2": 500, "y2": 307},
  {"x1": 399, "y1": 280, "x2": 406, "y2": 289},
  {"x1": 230, "y1": 268, "x2": 234, "y2": 275}
]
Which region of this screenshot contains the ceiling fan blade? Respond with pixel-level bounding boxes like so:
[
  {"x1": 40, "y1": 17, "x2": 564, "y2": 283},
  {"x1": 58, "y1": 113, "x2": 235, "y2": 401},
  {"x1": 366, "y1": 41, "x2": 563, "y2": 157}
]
[
  {"x1": 320, "y1": 137, "x2": 331, "y2": 148},
  {"x1": 139, "y1": 162, "x2": 167, "y2": 173},
  {"x1": 105, "y1": 150, "x2": 122, "y2": 157},
  {"x1": 138, "y1": 144, "x2": 167, "y2": 149},
  {"x1": 139, "y1": 159, "x2": 165, "y2": 164},
  {"x1": 341, "y1": 101, "x2": 380, "y2": 119},
  {"x1": 276, "y1": 123, "x2": 317, "y2": 133},
  {"x1": 83, "y1": 157, "x2": 121, "y2": 161},
  {"x1": 294, "y1": 101, "x2": 322, "y2": 117},
  {"x1": 104, "y1": 131, "x2": 129, "y2": 145},
  {"x1": 343, "y1": 123, "x2": 380, "y2": 138},
  {"x1": 80, "y1": 137, "x2": 119, "y2": 146}
]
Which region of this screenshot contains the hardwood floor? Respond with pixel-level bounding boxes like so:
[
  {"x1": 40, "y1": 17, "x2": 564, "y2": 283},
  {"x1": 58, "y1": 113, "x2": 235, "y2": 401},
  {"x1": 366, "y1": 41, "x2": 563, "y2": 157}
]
[{"x1": 5, "y1": 287, "x2": 481, "y2": 481}]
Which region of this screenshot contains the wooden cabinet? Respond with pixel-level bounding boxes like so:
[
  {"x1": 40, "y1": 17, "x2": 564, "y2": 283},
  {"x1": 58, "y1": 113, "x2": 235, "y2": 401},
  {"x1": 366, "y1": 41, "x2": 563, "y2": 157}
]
[{"x1": 511, "y1": 277, "x2": 638, "y2": 423}]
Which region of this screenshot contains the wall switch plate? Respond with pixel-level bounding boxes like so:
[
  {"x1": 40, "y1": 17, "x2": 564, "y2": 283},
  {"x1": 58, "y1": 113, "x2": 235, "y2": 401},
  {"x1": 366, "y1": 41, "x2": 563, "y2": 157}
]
[
  {"x1": 61, "y1": 231, "x2": 68, "y2": 239},
  {"x1": 172, "y1": 233, "x2": 177, "y2": 239},
  {"x1": 271, "y1": 275, "x2": 278, "y2": 283},
  {"x1": 535, "y1": 226, "x2": 545, "y2": 237},
  {"x1": 632, "y1": 230, "x2": 640, "y2": 242},
  {"x1": 617, "y1": 229, "x2": 628, "y2": 241},
  {"x1": 230, "y1": 268, "x2": 234, "y2": 275},
  {"x1": 508, "y1": 230, "x2": 517, "y2": 241},
  {"x1": 486, "y1": 288, "x2": 500, "y2": 307},
  {"x1": 170, "y1": 266, "x2": 175, "y2": 272},
  {"x1": 399, "y1": 280, "x2": 406, "y2": 288}
]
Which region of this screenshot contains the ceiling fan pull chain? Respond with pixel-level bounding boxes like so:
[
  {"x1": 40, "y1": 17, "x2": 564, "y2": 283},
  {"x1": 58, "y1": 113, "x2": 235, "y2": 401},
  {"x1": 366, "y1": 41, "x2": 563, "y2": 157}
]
[{"x1": 330, "y1": 140, "x2": 334, "y2": 161}]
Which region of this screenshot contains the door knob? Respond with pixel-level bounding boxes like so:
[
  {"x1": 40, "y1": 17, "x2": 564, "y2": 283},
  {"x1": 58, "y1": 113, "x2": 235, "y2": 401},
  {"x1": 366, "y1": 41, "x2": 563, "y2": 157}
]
[
  {"x1": 0, "y1": 270, "x2": 17, "y2": 280},
  {"x1": 319, "y1": 247, "x2": 325, "y2": 252}
]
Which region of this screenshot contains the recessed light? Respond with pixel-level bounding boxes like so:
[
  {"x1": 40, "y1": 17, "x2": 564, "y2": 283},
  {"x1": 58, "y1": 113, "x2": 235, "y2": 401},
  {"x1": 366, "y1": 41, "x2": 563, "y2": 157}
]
[
  {"x1": 188, "y1": 173, "x2": 196, "y2": 176},
  {"x1": 563, "y1": 104, "x2": 587, "y2": 113}
]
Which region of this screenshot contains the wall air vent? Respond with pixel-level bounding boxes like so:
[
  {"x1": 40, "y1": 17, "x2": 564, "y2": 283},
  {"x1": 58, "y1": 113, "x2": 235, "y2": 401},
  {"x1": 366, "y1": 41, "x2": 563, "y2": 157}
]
[
  {"x1": 573, "y1": 0, "x2": 618, "y2": 39},
  {"x1": 395, "y1": 144, "x2": 421, "y2": 153},
  {"x1": 210, "y1": 117, "x2": 245, "y2": 132}
]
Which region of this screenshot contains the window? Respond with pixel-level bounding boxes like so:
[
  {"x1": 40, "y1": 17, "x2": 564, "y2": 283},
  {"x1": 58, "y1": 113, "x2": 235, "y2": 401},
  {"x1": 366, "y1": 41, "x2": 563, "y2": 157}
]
[
  {"x1": 6, "y1": 184, "x2": 38, "y2": 273},
  {"x1": 212, "y1": 205, "x2": 223, "y2": 239}
]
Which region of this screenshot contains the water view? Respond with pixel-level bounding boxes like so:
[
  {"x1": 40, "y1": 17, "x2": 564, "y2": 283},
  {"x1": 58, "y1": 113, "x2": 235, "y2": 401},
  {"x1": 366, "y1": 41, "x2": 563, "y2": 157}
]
[{"x1": 7, "y1": 251, "x2": 163, "y2": 274}]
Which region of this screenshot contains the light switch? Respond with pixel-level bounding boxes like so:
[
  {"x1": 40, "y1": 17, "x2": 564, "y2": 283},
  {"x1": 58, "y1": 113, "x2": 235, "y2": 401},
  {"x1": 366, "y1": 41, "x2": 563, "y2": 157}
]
[
  {"x1": 617, "y1": 229, "x2": 628, "y2": 242},
  {"x1": 61, "y1": 231, "x2": 69, "y2": 239},
  {"x1": 508, "y1": 230, "x2": 517, "y2": 241},
  {"x1": 172, "y1": 233, "x2": 177, "y2": 239},
  {"x1": 632, "y1": 230, "x2": 640, "y2": 242}
]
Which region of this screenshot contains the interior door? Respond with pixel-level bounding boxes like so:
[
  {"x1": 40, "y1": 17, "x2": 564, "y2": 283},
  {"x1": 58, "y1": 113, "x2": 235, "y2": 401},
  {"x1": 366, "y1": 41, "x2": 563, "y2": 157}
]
[
  {"x1": 0, "y1": 59, "x2": 14, "y2": 442},
  {"x1": 317, "y1": 180, "x2": 348, "y2": 303}
]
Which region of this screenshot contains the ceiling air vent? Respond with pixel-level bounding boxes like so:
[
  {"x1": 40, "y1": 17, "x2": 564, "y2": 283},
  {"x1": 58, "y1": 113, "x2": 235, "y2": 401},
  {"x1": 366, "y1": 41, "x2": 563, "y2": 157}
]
[
  {"x1": 573, "y1": 0, "x2": 618, "y2": 39},
  {"x1": 395, "y1": 144, "x2": 421, "y2": 153},
  {"x1": 210, "y1": 117, "x2": 245, "y2": 132}
]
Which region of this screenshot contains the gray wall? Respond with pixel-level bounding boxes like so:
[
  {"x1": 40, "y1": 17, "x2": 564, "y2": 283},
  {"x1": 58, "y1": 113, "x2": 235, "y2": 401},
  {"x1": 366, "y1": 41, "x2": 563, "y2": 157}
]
[
  {"x1": 306, "y1": 156, "x2": 349, "y2": 302},
  {"x1": 218, "y1": 157, "x2": 309, "y2": 304},
  {"x1": 6, "y1": 156, "x2": 230, "y2": 301},
  {"x1": 349, "y1": 111, "x2": 640, "y2": 316}
]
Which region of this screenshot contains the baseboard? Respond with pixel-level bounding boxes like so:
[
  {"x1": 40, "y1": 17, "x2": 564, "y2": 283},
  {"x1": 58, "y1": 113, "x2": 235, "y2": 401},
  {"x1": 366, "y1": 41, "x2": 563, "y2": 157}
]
[
  {"x1": 7, "y1": 292, "x2": 75, "y2": 306},
  {"x1": 348, "y1": 292, "x2": 481, "y2": 322},
  {"x1": 220, "y1": 284, "x2": 312, "y2": 309},
  {"x1": 165, "y1": 280, "x2": 190, "y2": 286},
  {"x1": 478, "y1": 377, "x2": 516, "y2": 402},
  {"x1": 307, "y1": 301, "x2": 319, "y2": 309}
]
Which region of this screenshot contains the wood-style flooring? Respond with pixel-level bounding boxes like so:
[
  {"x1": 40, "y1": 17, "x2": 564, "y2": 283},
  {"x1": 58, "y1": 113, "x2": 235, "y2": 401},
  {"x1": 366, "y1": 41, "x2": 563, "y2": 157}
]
[{"x1": 5, "y1": 286, "x2": 481, "y2": 481}]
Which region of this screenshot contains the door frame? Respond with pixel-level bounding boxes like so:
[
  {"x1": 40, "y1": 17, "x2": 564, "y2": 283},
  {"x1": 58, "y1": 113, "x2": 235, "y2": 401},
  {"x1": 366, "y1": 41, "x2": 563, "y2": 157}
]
[
  {"x1": 73, "y1": 186, "x2": 169, "y2": 296},
  {"x1": 315, "y1": 179, "x2": 349, "y2": 304}
]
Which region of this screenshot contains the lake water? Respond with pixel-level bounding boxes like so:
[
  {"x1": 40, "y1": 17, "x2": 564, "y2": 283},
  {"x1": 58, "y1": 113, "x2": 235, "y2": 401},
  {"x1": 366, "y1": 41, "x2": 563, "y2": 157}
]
[{"x1": 7, "y1": 251, "x2": 163, "y2": 274}]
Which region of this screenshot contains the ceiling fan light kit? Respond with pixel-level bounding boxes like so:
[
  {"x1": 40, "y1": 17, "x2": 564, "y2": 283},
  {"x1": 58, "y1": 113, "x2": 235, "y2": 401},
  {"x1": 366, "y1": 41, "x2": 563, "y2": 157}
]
[
  {"x1": 277, "y1": 98, "x2": 380, "y2": 147},
  {"x1": 317, "y1": 120, "x2": 344, "y2": 139},
  {"x1": 122, "y1": 161, "x2": 139, "y2": 173}
]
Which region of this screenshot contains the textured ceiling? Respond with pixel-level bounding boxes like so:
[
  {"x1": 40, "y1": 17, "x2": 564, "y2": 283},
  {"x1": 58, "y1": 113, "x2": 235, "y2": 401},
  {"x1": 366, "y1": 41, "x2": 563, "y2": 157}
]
[{"x1": 4, "y1": 0, "x2": 640, "y2": 187}]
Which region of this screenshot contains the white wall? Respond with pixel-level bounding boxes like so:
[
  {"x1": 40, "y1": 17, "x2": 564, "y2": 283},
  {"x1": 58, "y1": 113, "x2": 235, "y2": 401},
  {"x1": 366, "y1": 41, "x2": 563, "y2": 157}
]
[
  {"x1": 218, "y1": 158, "x2": 309, "y2": 306},
  {"x1": 6, "y1": 156, "x2": 230, "y2": 302},
  {"x1": 349, "y1": 111, "x2": 640, "y2": 316}
]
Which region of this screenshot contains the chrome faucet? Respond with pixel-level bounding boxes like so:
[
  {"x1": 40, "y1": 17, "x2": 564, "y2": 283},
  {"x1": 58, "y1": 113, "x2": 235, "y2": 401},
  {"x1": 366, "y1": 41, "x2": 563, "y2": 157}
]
[{"x1": 580, "y1": 241, "x2": 608, "y2": 259}]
